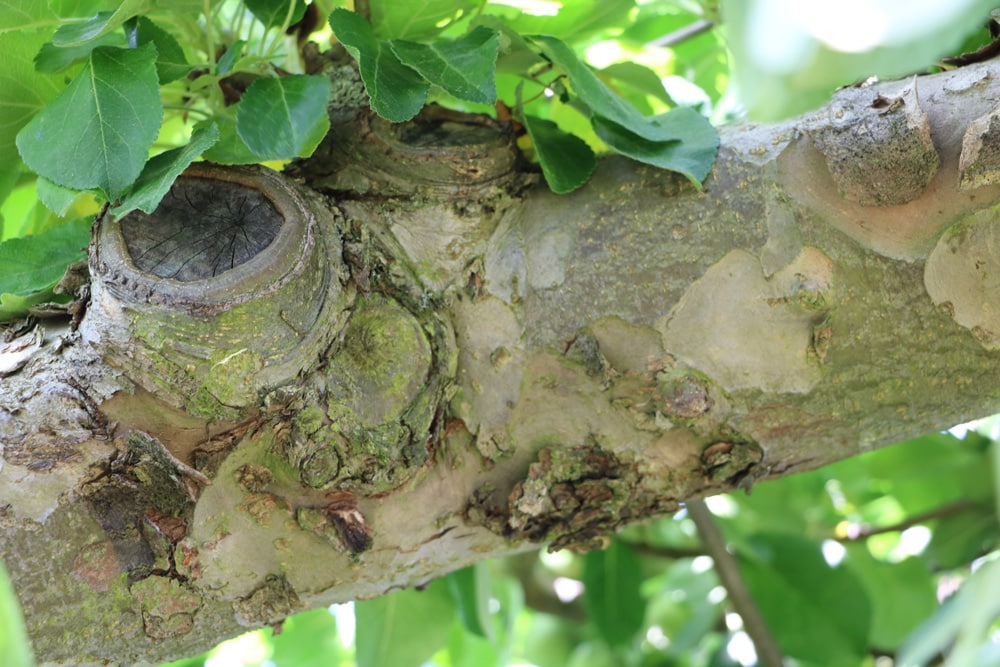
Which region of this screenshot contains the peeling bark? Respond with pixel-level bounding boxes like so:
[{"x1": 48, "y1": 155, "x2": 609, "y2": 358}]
[{"x1": 5, "y1": 60, "x2": 1000, "y2": 664}]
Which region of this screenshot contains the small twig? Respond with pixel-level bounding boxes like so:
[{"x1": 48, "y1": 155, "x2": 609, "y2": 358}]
[
  {"x1": 622, "y1": 541, "x2": 705, "y2": 560},
  {"x1": 834, "y1": 499, "x2": 976, "y2": 542},
  {"x1": 646, "y1": 19, "x2": 715, "y2": 49},
  {"x1": 354, "y1": 0, "x2": 371, "y2": 22},
  {"x1": 686, "y1": 498, "x2": 785, "y2": 667}
]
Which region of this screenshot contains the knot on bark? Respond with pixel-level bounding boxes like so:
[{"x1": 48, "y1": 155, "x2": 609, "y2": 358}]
[
  {"x1": 469, "y1": 444, "x2": 644, "y2": 553},
  {"x1": 808, "y1": 81, "x2": 939, "y2": 206},
  {"x1": 293, "y1": 104, "x2": 530, "y2": 199}
]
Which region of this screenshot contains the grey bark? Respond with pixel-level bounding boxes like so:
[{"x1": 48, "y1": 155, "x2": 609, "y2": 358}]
[{"x1": 4, "y1": 59, "x2": 1000, "y2": 664}]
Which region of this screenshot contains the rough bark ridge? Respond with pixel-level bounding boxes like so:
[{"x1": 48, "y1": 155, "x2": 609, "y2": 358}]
[{"x1": 4, "y1": 59, "x2": 1000, "y2": 664}]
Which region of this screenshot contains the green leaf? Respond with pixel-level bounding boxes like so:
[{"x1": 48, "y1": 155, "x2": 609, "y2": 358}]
[
  {"x1": 36, "y1": 176, "x2": 86, "y2": 217},
  {"x1": 736, "y1": 532, "x2": 871, "y2": 666},
  {"x1": 582, "y1": 539, "x2": 645, "y2": 647},
  {"x1": 529, "y1": 34, "x2": 718, "y2": 183},
  {"x1": 898, "y1": 558, "x2": 1000, "y2": 667},
  {"x1": 0, "y1": 559, "x2": 34, "y2": 667},
  {"x1": 445, "y1": 564, "x2": 493, "y2": 639},
  {"x1": 923, "y1": 505, "x2": 998, "y2": 570},
  {"x1": 197, "y1": 113, "x2": 259, "y2": 164},
  {"x1": 844, "y1": 547, "x2": 936, "y2": 650},
  {"x1": 114, "y1": 123, "x2": 219, "y2": 217},
  {"x1": 34, "y1": 32, "x2": 125, "y2": 73},
  {"x1": 0, "y1": 290, "x2": 65, "y2": 321},
  {"x1": 236, "y1": 74, "x2": 330, "y2": 159},
  {"x1": 217, "y1": 40, "x2": 245, "y2": 76},
  {"x1": 269, "y1": 608, "x2": 344, "y2": 664},
  {"x1": 48, "y1": 0, "x2": 106, "y2": 19},
  {"x1": 355, "y1": 580, "x2": 456, "y2": 667},
  {"x1": 0, "y1": 1, "x2": 54, "y2": 30},
  {"x1": 522, "y1": 114, "x2": 596, "y2": 194},
  {"x1": 370, "y1": 0, "x2": 478, "y2": 40},
  {"x1": 0, "y1": 217, "x2": 89, "y2": 315},
  {"x1": 244, "y1": 0, "x2": 306, "y2": 30},
  {"x1": 16, "y1": 43, "x2": 162, "y2": 200},
  {"x1": 592, "y1": 108, "x2": 718, "y2": 185},
  {"x1": 53, "y1": 0, "x2": 152, "y2": 46},
  {"x1": 0, "y1": 31, "x2": 64, "y2": 165},
  {"x1": 530, "y1": 35, "x2": 662, "y2": 139},
  {"x1": 444, "y1": 622, "x2": 500, "y2": 667},
  {"x1": 123, "y1": 16, "x2": 189, "y2": 82},
  {"x1": 599, "y1": 61, "x2": 675, "y2": 110},
  {"x1": 330, "y1": 8, "x2": 429, "y2": 122},
  {"x1": 494, "y1": 0, "x2": 634, "y2": 44},
  {"x1": 389, "y1": 26, "x2": 498, "y2": 105}
]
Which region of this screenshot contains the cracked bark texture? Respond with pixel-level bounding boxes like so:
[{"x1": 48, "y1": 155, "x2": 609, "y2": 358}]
[{"x1": 5, "y1": 60, "x2": 1000, "y2": 665}]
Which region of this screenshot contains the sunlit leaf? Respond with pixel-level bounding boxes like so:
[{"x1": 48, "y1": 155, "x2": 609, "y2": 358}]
[
  {"x1": 330, "y1": 8, "x2": 428, "y2": 122},
  {"x1": 16, "y1": 44, "x2": 162, "y2": 199},
  {"x1": 495, "y1": 0, "x2": 634, "y2": 43},
  {"x1": 236, "y1": 74, "x2": 330, "y2": 159},
  {"x1": 370, "y1": 0, "x2": 477, "y2": 40}
]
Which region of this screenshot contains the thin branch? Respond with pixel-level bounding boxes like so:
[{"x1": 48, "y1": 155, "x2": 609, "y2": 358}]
[
  {"x1": 686, "y1": 498, "x2": 785, "y2": 667},
  {"x1": 645, "y1": 19, "x2": 715, "y2": 49},
  {"x1": 622, "y1": 540, "x2": 705, "y2": 560},
  {"x1": 354, "y1": 0, "x2": 371, "y2": 22},
  {"x1": 835, "y1": 499, "x2": 976, "y2": 542}
]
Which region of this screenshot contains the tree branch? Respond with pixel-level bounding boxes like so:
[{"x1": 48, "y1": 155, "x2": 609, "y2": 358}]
[
  {"x1": 686, "y1": 499, "x2": 785, "y2": 667},
  {"x1": 834, "y1": 500, "x2": 976, "y2": 542},
  {"x1": 646, "y1": 19, "x2": 715, "y2": 49}
]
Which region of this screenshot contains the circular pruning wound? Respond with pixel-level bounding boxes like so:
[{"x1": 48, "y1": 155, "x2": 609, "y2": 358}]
[{"x1": 121, "y1": 178, "x2": 282, "y2": 281}]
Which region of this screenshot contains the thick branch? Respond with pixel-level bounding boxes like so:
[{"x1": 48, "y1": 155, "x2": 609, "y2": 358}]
[{"x1": 4, "y1": 60, "x2": 1000, "y2": 663}]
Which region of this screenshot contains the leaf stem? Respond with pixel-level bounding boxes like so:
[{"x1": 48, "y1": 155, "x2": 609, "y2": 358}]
[{"x1": 203, "y1": 0, "x2": 216, "y2": 72}]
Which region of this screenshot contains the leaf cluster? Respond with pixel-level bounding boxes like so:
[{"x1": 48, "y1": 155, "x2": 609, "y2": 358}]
[{"x1": 0, "y1": 0, "x2": 724, "y2": 322}]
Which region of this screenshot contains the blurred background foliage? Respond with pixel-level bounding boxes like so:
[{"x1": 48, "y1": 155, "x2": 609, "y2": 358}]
[{"x1": 3, "y1": 0, "x2": 1000, "y2": 665}]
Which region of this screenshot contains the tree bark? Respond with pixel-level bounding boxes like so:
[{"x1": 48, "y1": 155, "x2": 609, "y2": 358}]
[{"x1": 4, "y1": 59, "x2": 1000, "y2": 664}]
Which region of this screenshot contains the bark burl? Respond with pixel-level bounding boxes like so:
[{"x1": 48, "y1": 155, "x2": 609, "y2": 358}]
[{"x1": 4, "y1": 60, "x2": 1000, "y2": 665}]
